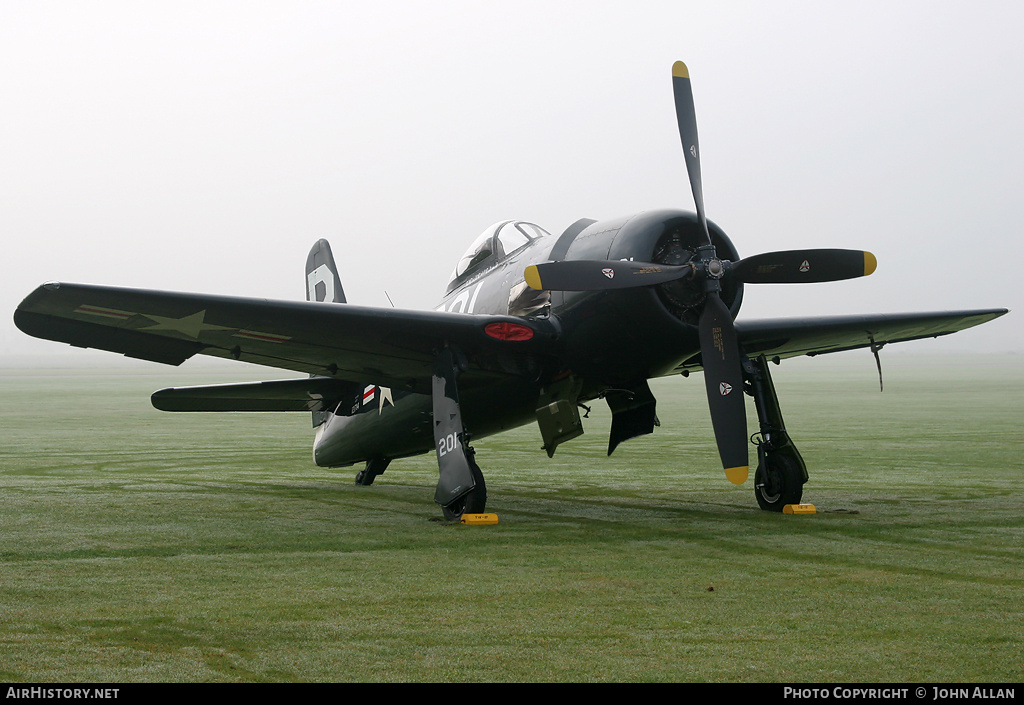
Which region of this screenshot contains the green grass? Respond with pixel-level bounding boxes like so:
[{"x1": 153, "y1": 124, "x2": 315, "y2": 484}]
[{"x1": 1, "y1": 355, "x2": 1022, "y2": 682}]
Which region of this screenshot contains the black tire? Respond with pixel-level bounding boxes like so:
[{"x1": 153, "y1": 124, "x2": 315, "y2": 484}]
[
  {"x1": 754, "y1": 452, "x2": 803, "y2": 511},
  {"x1": 441, "y1": 462, "x2": 487, "y2": 521}
]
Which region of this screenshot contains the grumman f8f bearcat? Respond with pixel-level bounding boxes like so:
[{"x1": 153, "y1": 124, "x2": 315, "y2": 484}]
[{"x1": 15, "y1": 63, "x2": 1007, "y2": 520}]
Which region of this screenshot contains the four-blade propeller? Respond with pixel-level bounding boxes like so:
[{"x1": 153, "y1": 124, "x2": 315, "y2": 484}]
[{"x1": 524, "y1": 61, "x2": 877, "y2": 485}]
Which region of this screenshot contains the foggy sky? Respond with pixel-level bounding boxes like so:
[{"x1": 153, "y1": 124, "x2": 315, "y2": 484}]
[{"x1": 2, "y1": 0, "x2": 1021, "y2": 368}]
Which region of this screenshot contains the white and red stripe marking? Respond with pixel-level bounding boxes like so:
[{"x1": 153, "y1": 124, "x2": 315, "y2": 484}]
[
  {"x1": 233, "y1": 330, "x2": 291, "y2": 343},
  {"x1": 75, "y1": 304, "x2": 134, "y2": 320}
]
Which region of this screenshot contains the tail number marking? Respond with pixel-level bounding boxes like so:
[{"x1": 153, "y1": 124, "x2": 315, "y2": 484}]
[{"x1": 437, "y1": 433, "x2": 458, "y2": 457}]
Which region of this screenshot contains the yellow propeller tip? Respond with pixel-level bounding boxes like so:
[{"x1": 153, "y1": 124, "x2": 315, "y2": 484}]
[
  {"x1": 524, "y1": 265, "x2": 543, "y2": 291},
  {"x1": 672, "y1": 61, "x2": 689, "y2": 78},
  {"x1": 864, "y1": 252, "x2": 877, "y2": 276},
  {"x1": 725, "y1": 465, "x2": 749, "y2": 485}
]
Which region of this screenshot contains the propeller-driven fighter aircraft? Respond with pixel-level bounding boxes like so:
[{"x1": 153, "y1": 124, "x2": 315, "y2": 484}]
[{"x1": 15, "y1": 63, "x2": 1007, "y2": 520}]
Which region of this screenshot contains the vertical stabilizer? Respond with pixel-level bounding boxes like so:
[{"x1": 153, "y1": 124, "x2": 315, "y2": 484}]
[
  {"x1": 305, "y1": 239, "x2": 346, "y2": 304},
  {"x1": 306, "y1": 239, "x2": 346, "y2": 428}
]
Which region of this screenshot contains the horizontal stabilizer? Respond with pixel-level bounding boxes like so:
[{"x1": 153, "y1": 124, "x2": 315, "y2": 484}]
[{"x1": 152, "y1": 377, "x2": 359, "y2": 413}]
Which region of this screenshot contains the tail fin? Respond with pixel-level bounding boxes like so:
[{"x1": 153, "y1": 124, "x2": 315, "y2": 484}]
[
  {"x1": 306, "y1": 239, "x2": 346, "y2": 428},
  {"x1": 305, "y1": 239, "x2": 346, "y2": 304}
]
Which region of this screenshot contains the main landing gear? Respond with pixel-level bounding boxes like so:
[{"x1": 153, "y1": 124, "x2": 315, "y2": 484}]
[
  {"x1": 743, "y1": 354, "x2": 808, "y2": 512},
  {"x1": 431, "y1": 346, "x2": 487, "y2": 521},
  {"x1": 439, "y1": 457, "x2": 487, "y2": 522}
]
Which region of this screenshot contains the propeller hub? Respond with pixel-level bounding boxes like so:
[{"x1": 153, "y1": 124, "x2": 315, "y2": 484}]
[
  {"x1": 648, "y1": 214, "x2": 742, "y2": 326},
  {"x1": 705, "y1": 257, "x2": 726, "y2": 279}
]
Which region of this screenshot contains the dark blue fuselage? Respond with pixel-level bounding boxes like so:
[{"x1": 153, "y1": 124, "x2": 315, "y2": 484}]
[{"x1": 312, "y1": 209, "x2": 741, "y2": 467}]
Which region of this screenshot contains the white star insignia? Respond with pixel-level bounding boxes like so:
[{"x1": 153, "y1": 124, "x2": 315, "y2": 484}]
[
  {"x1": 378, "y1": 386, "x2": 394, "y2": 414},
  {"x1": 141, "y1": 310, "x2": 230, "y2": 339}
]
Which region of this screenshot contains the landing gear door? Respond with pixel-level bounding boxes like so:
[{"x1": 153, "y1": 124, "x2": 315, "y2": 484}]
[{"x1": 535, "y1": 376, "x2": 584, "y2": 457}]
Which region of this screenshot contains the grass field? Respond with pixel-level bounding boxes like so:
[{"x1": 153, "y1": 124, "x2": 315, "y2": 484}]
[{"x1": 1, "y1": 354, "x2": 1021, "y2": 682}]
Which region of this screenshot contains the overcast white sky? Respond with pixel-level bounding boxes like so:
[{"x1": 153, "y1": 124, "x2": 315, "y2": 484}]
[{"x1": 2, "y1": 0, "x2": 1021, "y2": 366}]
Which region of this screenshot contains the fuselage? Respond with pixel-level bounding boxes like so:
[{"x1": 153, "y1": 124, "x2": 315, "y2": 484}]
[{"x1": 313, "y1": 209, "x2": 742, "y2": 467}]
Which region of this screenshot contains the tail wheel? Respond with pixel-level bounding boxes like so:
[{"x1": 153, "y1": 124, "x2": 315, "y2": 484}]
[{"x1": 754, "y1": 452, "x2": 803, "y2": 512}]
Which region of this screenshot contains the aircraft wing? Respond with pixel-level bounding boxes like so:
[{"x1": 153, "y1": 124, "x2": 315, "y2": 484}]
[
  {"x1": 730, "y1": 309, "x2": 1008, "y2": 363},
  {"x1": 14, "y1": 282, "x2": 558, "y2": 394}
]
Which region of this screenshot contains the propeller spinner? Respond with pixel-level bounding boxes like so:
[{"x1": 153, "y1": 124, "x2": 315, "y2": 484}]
[{"x1": 525, "y1": 61, "x2": 877, "y2": 485}]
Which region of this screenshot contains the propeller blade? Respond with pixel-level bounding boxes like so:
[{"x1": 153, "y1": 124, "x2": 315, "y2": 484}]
[
  {"x1": 698, "y1": 292, "x2": 748, "y2": 484},
  {"x1": 675, "y1": 61, "x2": 746, "y2": 482},
  {"x1": 732, "y1": 249, "x2": 877, "y2": 284},
  {"x1": 525, "y1": 260, "x2": 692, "y2": 291},
  {"x1": 672, "y1": 61, "x2": 710, "y2": 246}
]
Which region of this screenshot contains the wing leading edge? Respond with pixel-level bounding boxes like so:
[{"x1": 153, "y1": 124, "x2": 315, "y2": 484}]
[
  {"x1": 664, "y1": 309, "x2": 1007, "y2": 373},
  {"x1": 14, "y1": 282, "x2": 558, "y2": 394},
  {"x1": 733, "y1": 309, "x2": 1008, "y2": 364}
]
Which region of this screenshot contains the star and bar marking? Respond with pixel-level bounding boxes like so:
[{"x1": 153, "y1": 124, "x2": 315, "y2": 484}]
[
  {"x1": 362, "y1": 384, "x2": 395, "y2": 415},
  {"x1": 74, "y1": 305, "x2": 291, "y2": 343}
]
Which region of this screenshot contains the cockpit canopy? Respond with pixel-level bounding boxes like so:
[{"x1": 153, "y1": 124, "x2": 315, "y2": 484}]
[{"x1": 446, "y1": 220, "x2": 550, "y2": 293}]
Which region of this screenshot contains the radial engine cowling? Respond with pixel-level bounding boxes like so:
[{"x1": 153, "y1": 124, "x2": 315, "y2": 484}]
[{"x1": 600, "y1": 209, "x2": 743, "y2": 326}]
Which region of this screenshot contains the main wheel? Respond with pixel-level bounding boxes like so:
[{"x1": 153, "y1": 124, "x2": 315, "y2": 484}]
[
  {"x1": 754, "y1": 452, "x2": 803, "y2": 511},
  {"x1": 441, "y1": 462, "x2": 487, "y2": 521}
]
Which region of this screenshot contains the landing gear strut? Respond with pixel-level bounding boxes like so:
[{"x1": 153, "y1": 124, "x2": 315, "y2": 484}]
[
  {"x1": 743, "y1": 354, "x2": 808, "y2": 511},
  {"x1": 432, "y1": 346, "x2": 487, "y2": 521},
  {"x1": 355, "y1": 457, "x2": 390, "y2": 486}
]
